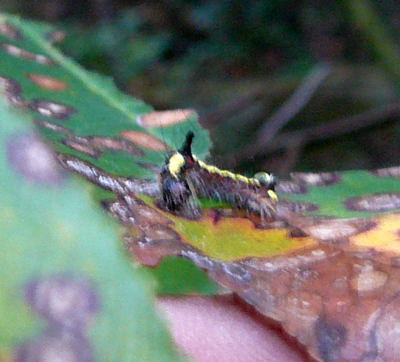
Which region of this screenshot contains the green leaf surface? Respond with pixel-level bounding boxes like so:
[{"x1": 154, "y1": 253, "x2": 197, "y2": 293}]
[
  {"x1": 0, "y1": 13, "x2": 213, "y2": 296},
  {"x1": 0, "y1": 13, "x2": 210, "y2": 177},
  {"x1": 150, "y1": 257, "x2": 219, "y2": 295},
  {"x1": 281, "y1": 170, "x2": 400, "y2": 218},
  {"x1": 0, "y1": 96, "x2": 182, "y2": 360}
]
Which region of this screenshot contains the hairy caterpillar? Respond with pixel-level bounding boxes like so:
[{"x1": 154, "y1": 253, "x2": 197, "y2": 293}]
[{"x1": 159, "y1": 132, "x2": 278, "y2": 219}]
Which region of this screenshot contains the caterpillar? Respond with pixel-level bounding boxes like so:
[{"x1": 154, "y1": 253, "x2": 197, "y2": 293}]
[{"x1": 159, "y1": 131, "x2": 278, "y2": 219}]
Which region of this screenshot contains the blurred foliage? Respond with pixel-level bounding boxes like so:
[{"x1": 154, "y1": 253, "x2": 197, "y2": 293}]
[
  {"x1": 2, "y1": 0, "x2": 399, "y2": 175},
  {"x1": 2, "y1": 0, "x2": 400, "y2": 176},
  {"x1": 0, "y1": 95, "x2": 181, "y2": 361}
]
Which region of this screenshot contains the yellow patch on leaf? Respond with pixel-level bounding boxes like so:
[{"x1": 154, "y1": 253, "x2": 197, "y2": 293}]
[
  {"x1": 350, "y1": 213, "x2": 400, "y2": 253},
  {"x1": 169, "y1": 212, "x2": 316, "y2": 261}
]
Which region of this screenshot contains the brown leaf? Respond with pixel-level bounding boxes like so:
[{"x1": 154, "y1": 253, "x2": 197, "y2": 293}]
[{"x1": 119, "y1": 193, "x2": 400, "y2": 362}]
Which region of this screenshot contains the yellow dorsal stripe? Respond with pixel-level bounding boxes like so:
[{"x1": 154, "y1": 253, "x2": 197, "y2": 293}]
[{"x1": 196, "y1": 158, "x2": 261, "y2": 186}]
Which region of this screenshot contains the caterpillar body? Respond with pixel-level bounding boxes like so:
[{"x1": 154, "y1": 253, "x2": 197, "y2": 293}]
[{"x1": 159, "y1": 132, "x2": 278, "y2": 219}]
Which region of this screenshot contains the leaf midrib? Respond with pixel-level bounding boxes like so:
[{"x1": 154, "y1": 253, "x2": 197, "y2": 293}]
[{"x1": 6, "y1": 14, "x2": 147, "y2": 124}]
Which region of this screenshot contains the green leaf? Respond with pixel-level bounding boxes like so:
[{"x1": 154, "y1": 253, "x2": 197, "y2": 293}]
[
  {"x1": 0, "y1": 13, "x2": 210, "y2": 178},
  {"x1": 0, "y1": 97, "x2": 182, "y2": 360},
  {"x1": 280, "y1": 170, "x2": 400, "y2": 218},
  {"x1": 150, "y1": 257, "x2": 219, "y2": 295}
]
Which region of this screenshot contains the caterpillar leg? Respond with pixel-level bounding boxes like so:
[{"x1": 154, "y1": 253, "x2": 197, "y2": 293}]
[
  {"x1": 159, "y1": 175, "x2": 202, "y2": 219},
  {"x1": 232, "y1": 189, "x2": 277, "y2": 219}
]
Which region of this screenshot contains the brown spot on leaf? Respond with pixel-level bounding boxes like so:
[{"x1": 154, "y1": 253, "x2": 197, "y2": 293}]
[
  {"x1": 299, "y1": 219, "x2": 376, "y2": 241},
  {"x1": 1, "y1": 43, "x2": 56, "y2": 65},
  {"x1": 120, "y1": 130, "x2": 170, "y2": 151},
  {"x1": 0, "y1": 74, "x2": 21, "y2": 93},
  {"x1": 288, "y1": 228, "x2": 308, "y2": 238},
  {"x1": 136, "y1": 109, "x2": 195, "y2": 128},
  {"x1": 315, "y1": 316, "x2": 347, "y2": 362},
  {"x1": 208, "y1": 209, "x2": 222, "y2": 225},
  {"x1": 61, "y1": 135, "x2": 145, "y2": 158},
  {"x1": 291, "y1": 172, "x2": 341, "y2": 187},
  {"x1": 89, "y1": 136, "x2": 144, "y2": 156},
  {"x1": 0, "y1": 21, "x2": 21, "y2": 39},
  {"x1": 62, "y1": 138, "x2": 101, "y2": 158},
  {"x1": 7, "y1": 93, "x2": 27, "y2": 107},
  {"x1": 30, "y1": 99, "x2": 76, "y2": 120},
  {"x1": 15, "y1": 331, "x2": 94, "y2": 362},
  {"x1": 46, "y1": 30, "x2": 66, "y2": 44},
  {"x1": 35, "y1": 119, "x2": 73, "y2": 135},
  {"x1": 350, "y1": 265, "x2": 388, "y2": 295},
  {"x1": 350, "y1": 249, "x2": 379, "y2": 260},
  {"x1": 0, "y1": 74, "x2": 28, "y2": 108},
  {"x1": 242, "y1": 247, "x2": 335, "y2": 274},
  {"x1": 7, "y1": 132, "x2": 65, "y2": 185},
  {"x1": 372, "y1": 166, "x2": 400, "y2": 178},
  {"x1": 278, "y1": 200, "x2": 319, "y2": 213},
  {"x1": 28, "y1": 73, "x2": 68, "y2": 91},
  {"x1": 275, "y1": 180, "x2": 308, "y2": 194},
  {"x1": 344, "y1": 193, "x2": 400, "y2": 212},
  {"x1": 25, "y1": 274, "x2": 99, "y2": 330}
]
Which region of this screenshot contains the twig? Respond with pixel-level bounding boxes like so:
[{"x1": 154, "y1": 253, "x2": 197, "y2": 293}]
[
  {"x1": 237, "y1": 62, "x2": 332, "y2": 163},
  {"x1": 267, "y1": 102, "x2": 400, "y2": 152},
  {"x1": 202, "y1": 88, "x2": 266, "y2": 128}
]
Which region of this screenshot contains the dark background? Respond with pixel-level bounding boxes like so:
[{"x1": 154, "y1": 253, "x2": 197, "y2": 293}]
[{"x1": 3, "y1": 0, "x2": 400, "y2": 177}]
